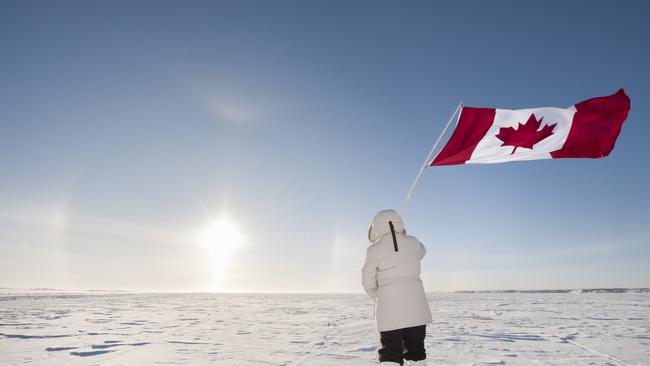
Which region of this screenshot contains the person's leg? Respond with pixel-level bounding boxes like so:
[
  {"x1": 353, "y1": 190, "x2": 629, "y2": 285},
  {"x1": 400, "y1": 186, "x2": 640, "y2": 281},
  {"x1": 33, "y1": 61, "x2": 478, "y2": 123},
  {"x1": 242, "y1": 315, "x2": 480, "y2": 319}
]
[
  {"x1": 378, "y1": 328, "x2": 405, "y2": 365},
  {"x1": 403, "y1": 325, "x2": 426, "y2": 361}
]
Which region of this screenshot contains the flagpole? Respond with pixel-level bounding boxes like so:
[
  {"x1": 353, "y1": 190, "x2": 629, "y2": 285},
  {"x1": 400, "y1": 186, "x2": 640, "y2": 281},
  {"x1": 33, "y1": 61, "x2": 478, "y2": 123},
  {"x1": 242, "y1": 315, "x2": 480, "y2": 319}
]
[{"x1": 400, "y1": 101, "x2": 463, "y2": 215}]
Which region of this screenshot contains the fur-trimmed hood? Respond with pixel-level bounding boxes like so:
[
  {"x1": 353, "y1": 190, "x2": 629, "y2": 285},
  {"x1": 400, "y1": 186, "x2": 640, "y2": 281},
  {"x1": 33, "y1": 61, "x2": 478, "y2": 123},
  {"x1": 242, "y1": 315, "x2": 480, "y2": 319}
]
[{"x1": 368, "y1": 209, "x2": 405, "y2": 243}]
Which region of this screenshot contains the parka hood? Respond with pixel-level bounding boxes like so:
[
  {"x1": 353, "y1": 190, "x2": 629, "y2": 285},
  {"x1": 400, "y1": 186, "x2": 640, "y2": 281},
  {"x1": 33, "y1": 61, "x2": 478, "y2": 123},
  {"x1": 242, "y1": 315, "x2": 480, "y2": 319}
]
[{"x1": 368, "y1": 209, "x2": 406, "y2": 243}]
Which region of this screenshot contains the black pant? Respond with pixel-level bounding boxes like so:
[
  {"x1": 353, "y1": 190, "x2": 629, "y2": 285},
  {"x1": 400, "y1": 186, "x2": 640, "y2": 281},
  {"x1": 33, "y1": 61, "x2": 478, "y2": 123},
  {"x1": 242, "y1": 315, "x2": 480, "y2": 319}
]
[{"x1": 378, "y1": 325, "x2": 426, "y2": 365}]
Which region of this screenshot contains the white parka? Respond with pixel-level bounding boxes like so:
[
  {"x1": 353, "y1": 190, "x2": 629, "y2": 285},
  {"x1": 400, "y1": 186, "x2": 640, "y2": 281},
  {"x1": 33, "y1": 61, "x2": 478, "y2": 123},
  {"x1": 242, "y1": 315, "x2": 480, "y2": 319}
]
[{"x1": 362, "y1": 210, "x2": 432, "y2": 332}]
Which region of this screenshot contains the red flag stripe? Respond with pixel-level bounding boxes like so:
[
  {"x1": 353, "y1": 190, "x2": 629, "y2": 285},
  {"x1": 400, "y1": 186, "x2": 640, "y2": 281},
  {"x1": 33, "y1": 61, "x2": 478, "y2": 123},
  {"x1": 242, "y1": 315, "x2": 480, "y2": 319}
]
[
  {"x1": 550, "y1": 89, "x2": 631, "y2": 159},
  {"x1": 430, "y1": 107, "x2": 495, "y2": 166}
]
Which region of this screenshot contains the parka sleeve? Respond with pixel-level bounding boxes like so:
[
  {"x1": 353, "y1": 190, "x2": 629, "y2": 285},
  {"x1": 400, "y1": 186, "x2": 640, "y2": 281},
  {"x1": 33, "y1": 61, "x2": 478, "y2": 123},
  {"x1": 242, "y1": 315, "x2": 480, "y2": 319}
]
[{"x1": 361, "y1": 247, "x2": 379, "y2": 298}]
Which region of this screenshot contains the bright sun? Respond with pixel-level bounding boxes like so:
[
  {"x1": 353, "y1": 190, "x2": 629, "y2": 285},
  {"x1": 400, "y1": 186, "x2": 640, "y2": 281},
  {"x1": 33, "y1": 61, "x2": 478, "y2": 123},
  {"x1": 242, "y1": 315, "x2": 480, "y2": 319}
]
[
  {"x1": 201, "y1": 217, "x2": 244, "y2": 252},
  {"x1": 200, "y1": 216, "x2": 245, "y2": 290}
]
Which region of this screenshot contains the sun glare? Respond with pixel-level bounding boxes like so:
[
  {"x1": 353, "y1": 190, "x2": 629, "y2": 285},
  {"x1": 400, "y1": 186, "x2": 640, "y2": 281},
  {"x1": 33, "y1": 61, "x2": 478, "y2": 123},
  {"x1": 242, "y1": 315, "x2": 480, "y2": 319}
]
[
  {"x1": 201, "y1": 217, "x2": 244, "y2": 252},
  {"x1": 200, "y1": 216, "x2": 245, "y2": 291}
]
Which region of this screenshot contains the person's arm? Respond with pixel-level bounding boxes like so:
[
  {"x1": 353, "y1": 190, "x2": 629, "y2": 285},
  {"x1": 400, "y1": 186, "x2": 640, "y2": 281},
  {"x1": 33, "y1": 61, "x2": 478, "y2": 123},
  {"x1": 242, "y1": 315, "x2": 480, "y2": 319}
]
[{"x1": 361, "y1": 247, "x2": 379, "y2": 298}]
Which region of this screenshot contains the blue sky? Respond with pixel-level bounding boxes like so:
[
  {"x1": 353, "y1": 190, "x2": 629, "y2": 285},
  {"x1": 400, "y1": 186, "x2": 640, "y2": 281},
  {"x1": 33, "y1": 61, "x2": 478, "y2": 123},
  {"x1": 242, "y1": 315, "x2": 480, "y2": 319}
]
[{"x1": 1, "y1": 0, "x2": 648, "y2": 292}]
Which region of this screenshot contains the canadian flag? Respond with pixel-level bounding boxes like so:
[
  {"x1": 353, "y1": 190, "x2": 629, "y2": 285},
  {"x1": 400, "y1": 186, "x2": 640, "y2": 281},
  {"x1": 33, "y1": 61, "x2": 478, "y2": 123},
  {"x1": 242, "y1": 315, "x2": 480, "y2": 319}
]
[{"x1": 431, "y1": 89, "x2": 630, "y2": 166}]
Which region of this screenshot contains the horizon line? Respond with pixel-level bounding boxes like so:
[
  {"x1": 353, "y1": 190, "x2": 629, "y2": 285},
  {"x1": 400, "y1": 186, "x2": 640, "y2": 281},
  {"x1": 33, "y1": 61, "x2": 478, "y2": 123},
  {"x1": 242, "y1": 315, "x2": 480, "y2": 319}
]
[{"x1": 1, "y1": 286, "x2": 648, "y2": 294}]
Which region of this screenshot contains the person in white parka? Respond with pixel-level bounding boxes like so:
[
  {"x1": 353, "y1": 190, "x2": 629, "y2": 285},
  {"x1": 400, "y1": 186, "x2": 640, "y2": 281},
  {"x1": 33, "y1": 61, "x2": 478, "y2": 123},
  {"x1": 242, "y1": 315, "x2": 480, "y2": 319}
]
[{"x1": 362, "y1": 209, "x2": 432, "y2": 366}]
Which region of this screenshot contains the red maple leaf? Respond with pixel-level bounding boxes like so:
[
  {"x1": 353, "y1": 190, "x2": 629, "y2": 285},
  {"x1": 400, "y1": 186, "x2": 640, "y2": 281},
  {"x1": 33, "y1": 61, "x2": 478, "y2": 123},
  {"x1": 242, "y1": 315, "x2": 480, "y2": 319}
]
[{"x1": 495, "y1": 113, "x2": 557, "y2": 154}]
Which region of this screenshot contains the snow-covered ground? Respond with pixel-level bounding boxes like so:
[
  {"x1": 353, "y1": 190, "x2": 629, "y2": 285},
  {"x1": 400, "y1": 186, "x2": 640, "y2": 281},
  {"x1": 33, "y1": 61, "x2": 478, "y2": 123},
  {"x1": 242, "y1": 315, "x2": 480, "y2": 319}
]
[{"x1": 1, "y1": 292, "x2": 649, "y2": 365}]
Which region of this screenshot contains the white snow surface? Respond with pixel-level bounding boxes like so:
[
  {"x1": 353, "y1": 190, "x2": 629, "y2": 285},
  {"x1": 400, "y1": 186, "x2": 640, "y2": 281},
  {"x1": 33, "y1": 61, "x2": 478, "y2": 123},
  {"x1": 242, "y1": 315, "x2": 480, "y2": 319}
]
[{"x1": 1, "y1": 292, "x2": 649, "y2": 365}]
